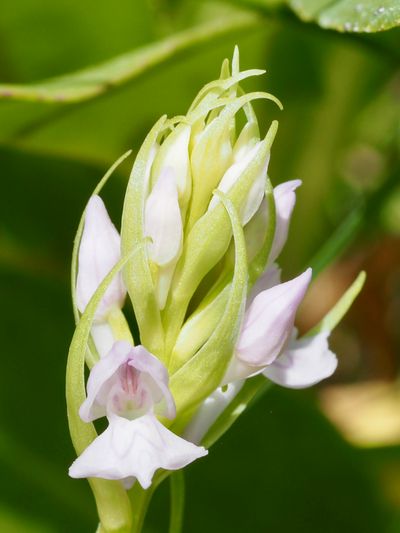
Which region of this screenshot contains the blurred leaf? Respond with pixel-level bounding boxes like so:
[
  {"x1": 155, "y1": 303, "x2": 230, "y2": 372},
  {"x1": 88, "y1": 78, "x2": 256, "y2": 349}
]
[
  {"x1": 0, "y1": 505, "x2": 54, "y2": 533},
  {"x1": 289, "y1": 0, "x2": 400, "y2": 33},
  {"x1": 0, "y1": 13, "x2": 259, "y2": 103},
  {"x1": 307, "y1": 270, "x2": 366, "y2": 334}
]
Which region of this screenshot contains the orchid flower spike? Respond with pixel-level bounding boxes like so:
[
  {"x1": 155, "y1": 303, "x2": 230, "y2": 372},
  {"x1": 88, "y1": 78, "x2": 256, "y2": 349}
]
[
  {"x1": 67, "y1": 49, "x2": 364, "y2": 531},
  {"x1": 69, "y1": 341, "x2": 206, "y2": 489}
]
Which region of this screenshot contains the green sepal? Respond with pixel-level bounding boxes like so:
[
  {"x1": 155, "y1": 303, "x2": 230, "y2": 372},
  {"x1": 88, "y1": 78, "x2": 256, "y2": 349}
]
[
  {"x1": 66, "y1": 248, "x2": 143, "y2": 533},
  {"x1": 169, "y1": 191, "x2": 248, "y2": 420},
  {"x1": 306, "y1": 271, "x2": 366, "y2": 336},
  {"x1": 164, "y1": 121, "x2": 278, "y2": 357},
  {"x1": 121, "y1": 116, "x2": 167, "y2": 360}
]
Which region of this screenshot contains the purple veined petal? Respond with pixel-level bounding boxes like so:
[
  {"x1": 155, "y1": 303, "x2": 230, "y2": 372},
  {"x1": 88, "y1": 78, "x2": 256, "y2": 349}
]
[
  {"x1": 76, "y1": 195, "x2": 126, "y2": 321},
  {"x1": 144, "y1": 169, "x2": 183, "y2": 267},
  {"x1": 235, "y1": 268, "x2": 312, "y2": 368},
  {"x1": 128, "y1": 345, "x2": 176, "y2": 420},
  {"x1": 79, "y1": 341, "x2": 176, "y2": 423},
  {"x1": 263, "y1": 331, "x2": 338, "y2": 389},
  {"x1": 269, "y1": 179, "x2": 302, "y2": 263},
  {"x1": 69, "y1": 414, "x2": 207, "y2": 490},
  {"x1": 247, "y1": 262, "x2": 281, "y2": 308}
]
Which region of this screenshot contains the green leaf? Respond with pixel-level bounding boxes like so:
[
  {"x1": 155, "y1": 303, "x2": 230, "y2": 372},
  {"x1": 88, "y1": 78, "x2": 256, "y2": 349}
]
[
  {"x1": 0, "y1": 13, "x2": 260, "y2": 103},
  {"x1": 289, "y1": 0, "x2": 400, "y2": 33},
  {"x1": 306, "y1": 270, "x2": 366, "y2": 335}
]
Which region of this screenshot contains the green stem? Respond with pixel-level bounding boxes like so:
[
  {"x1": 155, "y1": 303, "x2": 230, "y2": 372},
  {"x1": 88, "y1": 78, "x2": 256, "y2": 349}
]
[
  {"x1": 129, "y1": 484, "x2": 156, "y2": 533},
  {"x1": 169, "y1": 471, "x2": 185, "y2": 533}
]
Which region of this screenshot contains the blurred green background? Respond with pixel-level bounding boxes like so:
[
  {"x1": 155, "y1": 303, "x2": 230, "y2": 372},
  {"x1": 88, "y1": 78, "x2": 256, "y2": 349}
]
[{"x1": 1, "y1": 1, "x2": 400, "y2": 531}]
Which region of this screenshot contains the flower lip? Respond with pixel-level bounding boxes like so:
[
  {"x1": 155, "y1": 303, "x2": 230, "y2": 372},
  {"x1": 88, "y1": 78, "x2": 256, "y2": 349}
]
[{"x1": 69, "y1": 413, "x2": 207, "y2": 489}]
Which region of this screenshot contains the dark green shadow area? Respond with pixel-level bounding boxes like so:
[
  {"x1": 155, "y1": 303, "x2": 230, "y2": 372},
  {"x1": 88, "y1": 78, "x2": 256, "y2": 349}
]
[{"x1": 147, "y1": 387, "x2": 389, "y2": 533}]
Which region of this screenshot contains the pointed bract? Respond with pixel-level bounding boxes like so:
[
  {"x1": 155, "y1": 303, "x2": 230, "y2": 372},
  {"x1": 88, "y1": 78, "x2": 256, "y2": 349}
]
[
  {"x1": 263, "y1": 331, "x2": 337, "y2": 388},
  {"x1": 69, "y1": 414, "x2": 207, "y2": 489},
  {"x1": 76, "y1": 195, "x2": 126, "y2": 321}
]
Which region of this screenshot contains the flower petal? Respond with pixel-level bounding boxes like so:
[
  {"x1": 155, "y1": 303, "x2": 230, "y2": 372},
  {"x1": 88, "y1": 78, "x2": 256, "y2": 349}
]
[
  {"x1": 270, "y1": 180, "x2": 301, "y2": 262},
  {"x1": 152, "y1": 124, "x2": 191, "y2": 200},
  {"x1": 263, "y1": 332, "x2": 337, "y2": 388},
  {"x1": 76, "y1": 195, "x2": 126, "y2": 321},
  {"x1": 247, "y1": 262, "x2": 281, "y2": 307},
  {"x1": 209, "y1": 142, "x2": 269, "y2": 225},
  {"x1": 69, "y1": 414, "x2": 207, "y2": 489},
  {"x1": 79, "y1": 341, "x2": 176, "y2": 422},
  {"x1": 236, "y1": 268, "x2": 312, "y2": 368},
  {"x1": 144, "y1": 169, "x2": 183, "y2": 266},
  {"x1": 129, "y1": 345, "x2": 176, "y2": 420},
  {"x1": 79, "y1": 340, "x2": 132, "y2": 422}
]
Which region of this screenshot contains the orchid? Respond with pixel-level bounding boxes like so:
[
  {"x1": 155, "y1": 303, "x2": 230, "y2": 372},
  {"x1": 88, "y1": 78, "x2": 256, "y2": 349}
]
[
  {"x1": 66, "y1": 48, "x2": 365, "y2": 533},
  {"x1": 69, "y1": 341, "x2": 206, "y2": 489}
]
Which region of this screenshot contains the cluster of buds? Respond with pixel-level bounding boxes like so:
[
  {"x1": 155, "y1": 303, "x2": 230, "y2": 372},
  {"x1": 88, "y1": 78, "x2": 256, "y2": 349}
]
[{"x1": 66, "y1": 48, "x2": 363, "y2": 527}]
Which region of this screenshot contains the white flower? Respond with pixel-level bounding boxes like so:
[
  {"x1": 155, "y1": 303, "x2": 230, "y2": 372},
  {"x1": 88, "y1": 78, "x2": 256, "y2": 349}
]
[{"x1": 69, "y1": 341, "x2": 207, "y2": 488}]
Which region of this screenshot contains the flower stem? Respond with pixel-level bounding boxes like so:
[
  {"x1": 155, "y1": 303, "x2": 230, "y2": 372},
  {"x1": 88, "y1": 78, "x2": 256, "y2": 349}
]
[
  {"x1": 169, "y1": 471, "x2": 185, "y2": 533},
  {"x1": 129, "y1": 484, "x2": 155, "y2": 533}
]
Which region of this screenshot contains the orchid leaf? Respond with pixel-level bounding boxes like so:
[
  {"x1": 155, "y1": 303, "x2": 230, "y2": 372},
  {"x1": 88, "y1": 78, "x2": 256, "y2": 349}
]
[
  {"x1": 289, "y1": 0, "x2": 400, "y2": 33},
  {"x1": 0, "y1": 14, "x2": 260, "y2": 104},
  {"x1": 306, "y1": 270, "x2": 366, "y2": 336}
]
